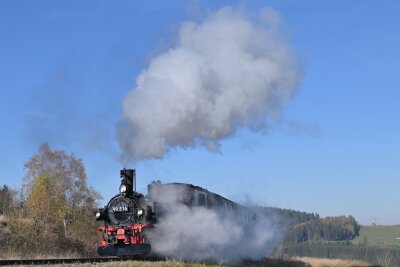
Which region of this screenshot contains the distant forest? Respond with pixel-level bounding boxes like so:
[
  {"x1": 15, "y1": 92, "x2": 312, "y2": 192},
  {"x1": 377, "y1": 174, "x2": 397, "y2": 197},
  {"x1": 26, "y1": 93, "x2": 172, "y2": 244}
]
[{"x1": 264, "y1": 207, "x2": 360, "y2": 242}]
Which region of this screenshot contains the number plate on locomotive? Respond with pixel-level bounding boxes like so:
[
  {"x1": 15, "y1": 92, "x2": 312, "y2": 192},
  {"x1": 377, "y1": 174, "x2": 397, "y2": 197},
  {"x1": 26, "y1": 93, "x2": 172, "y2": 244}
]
[{"x1": 112, "y1": 206, "x2": 129, "y2": 212}]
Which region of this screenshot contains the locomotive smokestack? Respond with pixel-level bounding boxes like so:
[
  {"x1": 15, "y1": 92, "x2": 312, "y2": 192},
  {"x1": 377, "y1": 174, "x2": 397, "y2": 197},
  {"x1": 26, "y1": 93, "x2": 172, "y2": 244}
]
[{"x1": 120, "y1": 168, "x2": 136, "y2": 194}]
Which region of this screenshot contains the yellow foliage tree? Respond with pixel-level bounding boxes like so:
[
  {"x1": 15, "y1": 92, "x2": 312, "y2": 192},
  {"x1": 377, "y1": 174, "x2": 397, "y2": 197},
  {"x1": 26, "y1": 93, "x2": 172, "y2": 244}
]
[
  {"x1": 25, "y1": 173, "x2": 67, "y2": 236},
  {"x1": 22, "y1": 143, "x2": 101, "y2": 241}
]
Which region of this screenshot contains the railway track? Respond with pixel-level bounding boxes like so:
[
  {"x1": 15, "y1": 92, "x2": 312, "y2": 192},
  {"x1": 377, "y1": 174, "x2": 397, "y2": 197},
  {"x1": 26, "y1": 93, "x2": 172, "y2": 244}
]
[{"x1": 0, "y1": 255, "x2": 165, "y2": 266}]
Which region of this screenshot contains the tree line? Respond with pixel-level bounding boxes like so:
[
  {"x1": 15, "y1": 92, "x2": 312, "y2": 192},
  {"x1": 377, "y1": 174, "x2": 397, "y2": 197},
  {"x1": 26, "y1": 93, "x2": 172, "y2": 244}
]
[
  {"x1": 284, "y1": 215, "x2": 360, "y2": 243},
  {"x1": 264, "y1": 207, "x2": 360, "y2": 243}
]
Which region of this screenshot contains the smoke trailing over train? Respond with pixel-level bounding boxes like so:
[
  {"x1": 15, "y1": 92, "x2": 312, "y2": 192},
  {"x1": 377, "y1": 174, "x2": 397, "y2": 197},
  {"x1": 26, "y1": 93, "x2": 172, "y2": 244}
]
[
  {"x1": 147, "y1": 183, "x2": 281, "y2": 263},
  {"x1": 117, "y1": 6, "x2": 302, "y2": 162}
]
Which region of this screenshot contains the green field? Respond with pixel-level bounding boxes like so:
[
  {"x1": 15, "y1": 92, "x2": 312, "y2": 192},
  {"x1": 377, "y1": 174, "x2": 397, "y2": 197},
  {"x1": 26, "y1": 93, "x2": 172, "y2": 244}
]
[{"x1": 353, "y1": 225, "x2": 400, "y2": 246}]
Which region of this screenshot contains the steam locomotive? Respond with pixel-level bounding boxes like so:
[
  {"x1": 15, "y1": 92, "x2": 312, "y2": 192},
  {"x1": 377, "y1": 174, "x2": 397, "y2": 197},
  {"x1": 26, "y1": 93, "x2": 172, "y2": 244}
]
[{"x1": 95, "y1": 169, "x2": 255, "y2": 257}]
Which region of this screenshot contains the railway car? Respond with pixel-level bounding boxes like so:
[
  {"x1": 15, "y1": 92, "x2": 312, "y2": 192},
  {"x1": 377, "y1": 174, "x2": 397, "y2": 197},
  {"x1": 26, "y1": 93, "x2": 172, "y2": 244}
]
[
  {"x1": 147, "y1": 181, "x2": 256, "y2": 224},
  {"x1": 95, "y1": 169, "x2": 255, "y2": 257}
]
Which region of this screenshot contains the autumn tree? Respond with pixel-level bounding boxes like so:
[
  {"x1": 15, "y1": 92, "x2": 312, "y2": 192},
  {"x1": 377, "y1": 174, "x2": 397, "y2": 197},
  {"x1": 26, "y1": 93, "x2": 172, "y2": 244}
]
[
  {"x1": 22, "y1": 143, "x2": 101, "y2": 240},
  {"x1": 24, "y1": 173, "x2": 67, "y2": 235}
]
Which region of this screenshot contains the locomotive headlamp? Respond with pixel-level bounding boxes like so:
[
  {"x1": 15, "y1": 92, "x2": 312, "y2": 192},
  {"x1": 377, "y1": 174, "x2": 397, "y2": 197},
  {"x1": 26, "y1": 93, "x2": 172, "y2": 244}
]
[
  {"x1": 119, "y1": 184, "x2": 127, "y2": 193},
  {"x1": 137, "y1": 209, "x2": 144, "y2": 216},
  {"x1": 95, "y1": 211, "x2": 101, "y2": 219},
  {"x1": 95, "y1": 209, "x2": 104, "y2": 221}
]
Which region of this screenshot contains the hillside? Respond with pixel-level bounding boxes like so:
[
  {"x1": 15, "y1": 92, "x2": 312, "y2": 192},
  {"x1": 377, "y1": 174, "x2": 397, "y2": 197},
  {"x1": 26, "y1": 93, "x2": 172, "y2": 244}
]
[{"x1": 353, "y1": 225, "x2": 400, "y2": 246}]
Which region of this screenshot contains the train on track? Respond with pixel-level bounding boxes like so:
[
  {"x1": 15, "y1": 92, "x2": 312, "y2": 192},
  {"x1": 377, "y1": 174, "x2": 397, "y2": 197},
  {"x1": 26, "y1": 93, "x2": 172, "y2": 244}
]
[{"x1": 95, "y1": 169, "x2": 255, "y2": 257}]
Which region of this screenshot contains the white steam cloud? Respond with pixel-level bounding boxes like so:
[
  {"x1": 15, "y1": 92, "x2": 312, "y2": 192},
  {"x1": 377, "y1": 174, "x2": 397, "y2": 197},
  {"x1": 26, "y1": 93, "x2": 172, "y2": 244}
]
[
  {"x1": 117, "y1": 7, "x2": 302, "y2": 162},
  {"x1": 147, "y1": 186, "x2": 281, "y2": 263}
]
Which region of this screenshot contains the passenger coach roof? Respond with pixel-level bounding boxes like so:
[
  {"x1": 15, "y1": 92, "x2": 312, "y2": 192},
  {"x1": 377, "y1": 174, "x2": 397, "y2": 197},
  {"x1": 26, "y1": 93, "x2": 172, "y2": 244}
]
[{"x1": 157, "y1": 182, "x2": 240, "y2": 206}]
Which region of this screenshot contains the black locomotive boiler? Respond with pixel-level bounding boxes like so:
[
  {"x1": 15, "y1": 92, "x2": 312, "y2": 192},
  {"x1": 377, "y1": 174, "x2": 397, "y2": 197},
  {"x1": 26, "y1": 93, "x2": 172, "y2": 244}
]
[{"x1": 95, "y1": 169, "x2": 255, "y2": 257}]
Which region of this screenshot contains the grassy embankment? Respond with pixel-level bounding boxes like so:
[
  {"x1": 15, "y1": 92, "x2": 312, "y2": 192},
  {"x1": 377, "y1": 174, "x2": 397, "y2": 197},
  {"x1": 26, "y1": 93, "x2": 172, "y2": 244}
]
[{"x1": 353, "y1": 225, "x2": 400, "y2": 246}]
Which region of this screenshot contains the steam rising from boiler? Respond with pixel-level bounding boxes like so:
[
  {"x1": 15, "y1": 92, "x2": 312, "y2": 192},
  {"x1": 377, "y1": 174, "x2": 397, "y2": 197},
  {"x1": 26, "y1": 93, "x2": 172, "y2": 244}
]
[{"x1": 117, "y1": 7, "x2": 302, "y2": 162}]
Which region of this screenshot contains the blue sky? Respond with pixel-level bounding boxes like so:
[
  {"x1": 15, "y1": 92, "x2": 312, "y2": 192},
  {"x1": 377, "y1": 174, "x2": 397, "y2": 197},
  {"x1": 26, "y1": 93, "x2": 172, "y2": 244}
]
[{"x1": 0, "y1": 1, "x2": 399, "y2": 225}]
